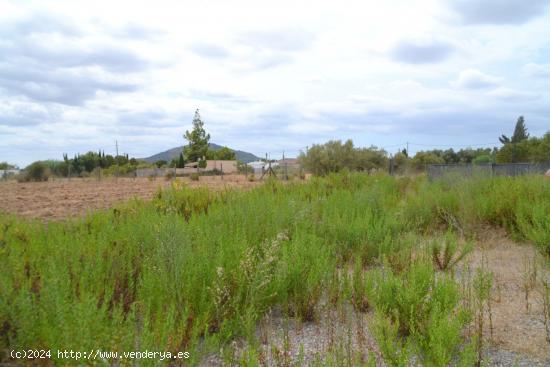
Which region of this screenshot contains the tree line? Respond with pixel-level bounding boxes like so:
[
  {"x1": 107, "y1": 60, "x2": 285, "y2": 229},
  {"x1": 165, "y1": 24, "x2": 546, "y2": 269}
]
[
  {"x1": 10, "y1": 109, "x2": 238, "y2": 181},
  {"x1": 299, "y1": 116, "x2": 550, "y2": 175},
  {"x1": 5, "y1": 114, "x2": 548, "y2": 180}
]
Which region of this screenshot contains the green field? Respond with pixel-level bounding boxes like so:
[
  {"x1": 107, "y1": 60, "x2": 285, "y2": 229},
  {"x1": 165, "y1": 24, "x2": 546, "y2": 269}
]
[{"x1": 1, "y1": 174, "x2": 549, "y2": 366}]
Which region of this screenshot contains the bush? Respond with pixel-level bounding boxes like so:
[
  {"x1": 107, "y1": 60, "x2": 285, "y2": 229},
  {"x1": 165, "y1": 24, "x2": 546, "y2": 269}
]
[
  {"x1": 19, "y1": 161, "x2": 51, "y2": 182},
  {"x1": 164, "y1": 171, "x2": 175, "y2": 180},
  {"x1": 472, "y1": 154, "x2": 492, "y2": 165},
  {"x1": 367, "y1": 261, "x2": 474, "y2": 366},
  {"x1": 298, "y1": 139, "x2": 387, "y2": 175},
  {"x1": 189, "y1": 172, "x2": 200, "y2": 181}
]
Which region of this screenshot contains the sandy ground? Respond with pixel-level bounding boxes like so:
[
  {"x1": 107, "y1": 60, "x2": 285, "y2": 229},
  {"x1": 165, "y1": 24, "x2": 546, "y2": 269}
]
[
  {"x1": 467, "y1": 232, "x2": 550, "y2": 364},
  {"x1": 0, "y1": 175, "x2": 260, "y2": 221}
]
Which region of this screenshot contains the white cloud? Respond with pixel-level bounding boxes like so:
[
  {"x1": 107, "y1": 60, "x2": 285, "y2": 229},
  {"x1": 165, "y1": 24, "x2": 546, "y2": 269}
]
[
  {"x1": 446, "y1": 0, "x2": 550, "y2": 25},
  {"x1": 522, "y1": 63, "x2": 550, "y2": 78},
  {"x1": 452, "y1": 69, "x2": 500, "y2": 89},
  {"x1": 488, "y1": 88, "x2": 540, "y2": 101},
  {"x1": 389, "y1": 39, "x2": 455, "y2": 64}
]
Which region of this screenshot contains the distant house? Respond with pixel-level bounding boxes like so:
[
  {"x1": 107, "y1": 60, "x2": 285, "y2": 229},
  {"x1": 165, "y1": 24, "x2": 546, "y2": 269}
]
[
  {"x1": 0, "y1": 169, "x2": 20, "y2": 179},
  {"x1": 247, "y1": 161, "x2": 279, "y2": 174}
]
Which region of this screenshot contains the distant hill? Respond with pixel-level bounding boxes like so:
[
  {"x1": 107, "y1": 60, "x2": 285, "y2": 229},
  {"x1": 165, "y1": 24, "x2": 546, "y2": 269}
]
[{"x1": 141, "y1": 143, "x2": 260, "y2": 163}]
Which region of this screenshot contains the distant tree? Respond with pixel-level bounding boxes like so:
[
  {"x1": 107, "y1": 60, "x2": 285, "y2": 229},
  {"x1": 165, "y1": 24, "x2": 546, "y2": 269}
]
[
  {"x1": 155, "y1": 160, "x2": 167, "y2": 168},
  {"x1": 208, "y1": 146, "x2": 236, "y2": 160},
  {"x1": 176, "y1": 152, "x2": 186, "y2": 168},
  {"x1": 23, "y1": 161, "x2": 51, "y2": 182},
  {"x1": 496, "y1": 131, "x2": 550, "y2": 163},
  {"x1": 184, "y1": 109, "x2": 210, "y2": 164},
  {"x1": 298, "y1": 139, "x2": 387, "y2": 175},
  {"x1": 499, "y1": 116, "x2": 529, "y2": 144},
  {"x1": 355, "y1": 146, "x2": 388, "y2": 171},
  {"x1": 393, "y1": 152, "x2": 409, "y2": 170},
  {"x1": 472, "y1": 154, "x2": 492, "y2": 165},
  {"x1": 411, "y1": 151, "x2": 445, "y2": 169},
  {"x1": 0, "y1": 162, "x2": 15, "y2": 170},
  {"x1": 441, "y1": 149, "x2": 459, "y2": 164}
]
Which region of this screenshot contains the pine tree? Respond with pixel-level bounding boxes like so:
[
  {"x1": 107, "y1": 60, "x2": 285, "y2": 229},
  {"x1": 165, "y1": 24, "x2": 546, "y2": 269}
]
[
  {"x1": 177, "y1": 152, "x2": 185, "y2": 168},
  {"x1": 184, "y1": 109, "x2": 210, "y2": 164},
  {"x1": 499, "y1": 116, "x2": 529, "y2": 144},
  {"x1": 511, "y1": 116, "x2": 529, "y2": 143}
]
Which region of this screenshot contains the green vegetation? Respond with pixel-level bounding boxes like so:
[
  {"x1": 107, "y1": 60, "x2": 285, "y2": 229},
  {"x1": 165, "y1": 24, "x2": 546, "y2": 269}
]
[
  {"x1": 206, "y1": 146, "x2": 237, "y2": 161},
  {"x1": 184, "y1": 109, "x2": 210, "y2": 167},
  {"x1": 16, "y1": 161, "x2": 51, "y2": 182},
  {"x1": 499, "y1": 116, "x2": 529, "y2": 144},
  {"x1": 298, "y1": 119, "x2": 548, "y2": 177},
  {"x1": 0, "y1": 173, "x2": 549, "y2": 365},
  {"x1": 298, "y1": 139, "x2": 388, "y2": 175},
  {"x1": 0, "y1": 162, "x2": 16, "y2": 170}
]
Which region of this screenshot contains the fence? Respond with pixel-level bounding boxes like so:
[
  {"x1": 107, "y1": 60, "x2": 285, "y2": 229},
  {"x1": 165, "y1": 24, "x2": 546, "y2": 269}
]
[
  {"x1": 427, "y1": 163, "x2": 550, "y2": 180},
  {"x1": 1, "y1": 169, "x2": 20, "y2": 180}
]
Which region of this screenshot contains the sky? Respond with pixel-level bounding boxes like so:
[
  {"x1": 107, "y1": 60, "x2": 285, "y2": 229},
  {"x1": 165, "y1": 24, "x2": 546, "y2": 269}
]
[{"x1": 1, "y1": 0, "x2": 550, "y2": 167}]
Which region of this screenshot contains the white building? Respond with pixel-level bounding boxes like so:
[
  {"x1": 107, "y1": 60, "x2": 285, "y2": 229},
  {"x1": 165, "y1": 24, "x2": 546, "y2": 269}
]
[
  {"x1": 0, "y1": 169, "x2": 20, "y2": 179},
  {"x1": 246, "y1": 161, "x2": 279, "y2": 174}
]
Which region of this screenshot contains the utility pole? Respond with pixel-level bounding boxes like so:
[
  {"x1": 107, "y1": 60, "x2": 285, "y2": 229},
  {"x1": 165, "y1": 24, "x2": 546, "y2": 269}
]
[
  {"x1": 406, "y1": 142, "x2": 409, "y2": 157},
  {"x1": 115, "y1": 140, "x2": 119, "y2": 181},
  {"x1": 283, "y1": 150, "x2": 288, "y2": 180}
]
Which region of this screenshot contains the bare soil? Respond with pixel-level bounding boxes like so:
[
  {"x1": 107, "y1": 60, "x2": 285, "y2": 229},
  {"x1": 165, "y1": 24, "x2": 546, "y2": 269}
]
[
  {"x1": 0, "y1": 175, "x2": 260, "y2": 221},
  {"x1": 468, "y1": 231, "x2": 550, "y2": 364}
]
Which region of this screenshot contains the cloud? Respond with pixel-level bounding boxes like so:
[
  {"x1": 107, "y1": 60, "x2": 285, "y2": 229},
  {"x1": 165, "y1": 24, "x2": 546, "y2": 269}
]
[
  {"x1": 390, "y1": 40, "x2": 454, "y2": 64},
  {"x1": 522, "y1": 63, "x2": 550, "y2": 78},
  {"x1": 0, "y1": 41, "x2": 149, "y2": 73},
  {"x1": 488, "y1": 88, "x2": 540, "y2": 101},
  {"x1": 190, "y1": 43, "x2": 229, "y2": 59},
  {"x1": 190, "y1": 89, "x2": 256, "y2": 104},
  {"x1": 452, "y1": 69, "x2": 500, "y2": 89},
  {"x1": 0, "y1": 64, "x2": 139, "y2": 105},
  {"x1": 447, "y1": 0, "x2": 550, "y2": 25},
  {"x1": 286, "y1": 122, "x2": 337, "y2": 134},
  {"x1": 233, "y1": 28, "x2": 314, "y2": 71},
  {"x1": 238, "y1": 29, "x2": 314, "y2": 52},
  {"x1": 0, "y1": 13, "x2": 148, "y2": 105},
  {"x1": 249, "y1": 53, "x2": 294, "y2": 70},
  {"x1": 110, "y1": 23, "x2": 165, "y2": 40},
  {"x1": 0, "y1": 100, "x2": 58, "y2": 127},
  {"x1": 0, "y1": 12, "x2": 82, "y2": 37}
]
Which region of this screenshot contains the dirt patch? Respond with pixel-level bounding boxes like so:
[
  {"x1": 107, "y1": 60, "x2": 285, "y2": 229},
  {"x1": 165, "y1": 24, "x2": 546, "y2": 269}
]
[
  {"x1": 468, "y1": 233, "x2": 550, "y2": 363},
  {"x1": 0, "y1": 175, "x2": 260, "y2": 221},
  {"x1": 201, "y1": 305, "x2": 383, "y2": 367}
]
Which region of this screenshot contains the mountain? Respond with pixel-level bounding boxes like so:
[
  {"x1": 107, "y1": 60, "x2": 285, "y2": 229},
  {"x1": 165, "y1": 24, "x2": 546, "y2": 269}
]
[{"x1": 141, "y1": 143, "x2": 260, "y2": 163}]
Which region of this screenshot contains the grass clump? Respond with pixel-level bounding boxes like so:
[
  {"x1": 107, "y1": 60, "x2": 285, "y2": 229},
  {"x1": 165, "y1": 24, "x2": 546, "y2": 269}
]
[
  {"x1": 367, "y1": 260, "x2": 475, "y2": 366},
  {"x1": 431, "y1": 231, "x2": 473, "y2": 272}
]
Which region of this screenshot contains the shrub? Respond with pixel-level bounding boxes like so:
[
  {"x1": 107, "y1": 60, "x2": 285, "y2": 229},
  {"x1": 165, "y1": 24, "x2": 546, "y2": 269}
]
[
  {"x1": 430, "y1": 231, "x2": 473, "y2": 271},
  {"x1": 164, "y1": 171, "x2": 175, "y2": 180},
  {"x1": 20, "y1": 161, "x2": 51, "y2": 182},
  {"x1": 366, "y1": 261, "x2": 473, "y2": 366},
  {"x1": 189, "y1": 172, "x2": 200, "y2": 181}
]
